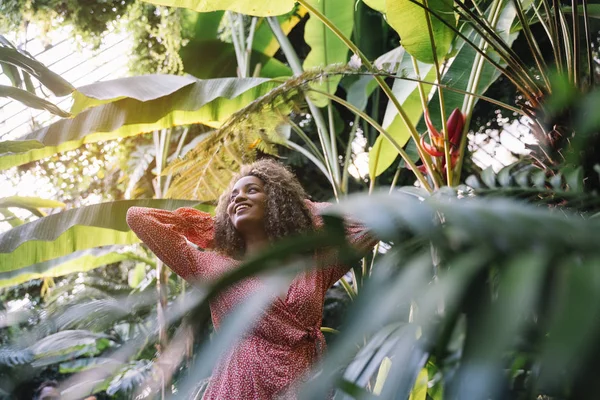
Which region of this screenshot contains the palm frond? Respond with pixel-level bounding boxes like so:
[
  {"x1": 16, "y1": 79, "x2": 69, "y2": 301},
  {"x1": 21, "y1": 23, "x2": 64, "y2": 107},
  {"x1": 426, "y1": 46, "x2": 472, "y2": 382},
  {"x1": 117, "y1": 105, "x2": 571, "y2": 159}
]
[{"x1": 164, "y1": 67, "x2": 345, "y2": 200}]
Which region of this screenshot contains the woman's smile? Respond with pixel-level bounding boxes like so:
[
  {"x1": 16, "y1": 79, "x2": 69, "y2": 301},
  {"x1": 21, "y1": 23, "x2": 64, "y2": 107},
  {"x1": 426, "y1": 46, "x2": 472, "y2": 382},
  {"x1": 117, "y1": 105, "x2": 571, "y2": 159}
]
[{"x1": 227, "y1": 175, "x2": 267, "y2": 232}]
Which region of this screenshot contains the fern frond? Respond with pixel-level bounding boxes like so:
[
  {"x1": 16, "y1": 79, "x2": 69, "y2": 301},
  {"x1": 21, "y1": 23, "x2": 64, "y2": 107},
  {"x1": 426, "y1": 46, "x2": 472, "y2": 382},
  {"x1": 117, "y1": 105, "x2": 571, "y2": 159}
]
[
  {"x1": 164, "y1": 67, "x2": 345, "y2": 200},
  {"x1": 0, "y1": 348, "x2": 34, "y2": 367}
]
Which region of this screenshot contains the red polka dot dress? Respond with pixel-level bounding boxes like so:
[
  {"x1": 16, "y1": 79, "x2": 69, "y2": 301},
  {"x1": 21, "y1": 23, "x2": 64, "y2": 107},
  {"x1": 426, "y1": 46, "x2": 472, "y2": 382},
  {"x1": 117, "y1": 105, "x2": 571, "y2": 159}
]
[{"x1": 126, "y1": 200, "x2": 373, "y2": 399}]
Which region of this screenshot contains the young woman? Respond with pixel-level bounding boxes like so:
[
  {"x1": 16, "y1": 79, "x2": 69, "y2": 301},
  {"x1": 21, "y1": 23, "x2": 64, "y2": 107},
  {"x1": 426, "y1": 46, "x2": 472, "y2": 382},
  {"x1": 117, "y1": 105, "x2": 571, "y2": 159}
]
[{"x1": 126, "y1": 159, "x2": 374, "y2": 399}]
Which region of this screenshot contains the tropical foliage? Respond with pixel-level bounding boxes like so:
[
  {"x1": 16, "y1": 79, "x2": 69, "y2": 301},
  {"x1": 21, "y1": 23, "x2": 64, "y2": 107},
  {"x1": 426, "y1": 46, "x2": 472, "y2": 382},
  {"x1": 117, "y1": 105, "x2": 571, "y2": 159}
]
[{"x1": 1, "y1": 0, "x2": 600, "y2": 398}]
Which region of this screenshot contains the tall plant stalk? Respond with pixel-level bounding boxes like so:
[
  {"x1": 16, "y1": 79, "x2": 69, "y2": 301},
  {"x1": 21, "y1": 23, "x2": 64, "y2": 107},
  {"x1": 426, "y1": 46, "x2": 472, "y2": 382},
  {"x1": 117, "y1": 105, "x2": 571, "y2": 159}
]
[
  {"x1": 266, "y1": 17, "x2": 341, "y2": 198},
  {"x1": 454, "y1": 0, "x2": 504, "y2": 184},
  {"x1": 295, "y1": 0, "x2": 437, "y2": 192}
]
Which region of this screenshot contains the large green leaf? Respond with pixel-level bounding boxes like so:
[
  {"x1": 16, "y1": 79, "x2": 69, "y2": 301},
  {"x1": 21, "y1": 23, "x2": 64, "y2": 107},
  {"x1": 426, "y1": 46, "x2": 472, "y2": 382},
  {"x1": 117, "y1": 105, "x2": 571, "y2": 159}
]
[
  {"x1": 0, "y1": 47, "x2": 74, "y2": 96},
  {"x1": 140, "y1": 0, "x2": 295, "y2": 16},
  {"x1": 422, "y1": 1, "x2": 518, "y2": 128},
  {"x1": 0, "y1": 196, "x2": 65, "y2": 217},
  {"x1": 303, "y1": 0, "x2": 354, "y2": 106},
  {"x1": 363, "y1": 0, "x2": 385, "y2": 13},
  {"x1": 252, "y1": 8, "x2": 308, "y2": 57},
  {"x1": 0, "y1": 199, "x2": 204, "y2": 273},
  {"x1": 0, "y1": 75, "x2": 281, "y2": 171},
  {"x1": 369, "y1": 55, "x2": 435, "y2": 177},
  {"x1": 180, "y1": 40, "x2": 291, "y2": 79},
  {"x1": 0, "y1": 247, "x2": 135, "y2": 289},
  {"x1": 386, "y1": 0, "x2": 456, "y2": 64}
]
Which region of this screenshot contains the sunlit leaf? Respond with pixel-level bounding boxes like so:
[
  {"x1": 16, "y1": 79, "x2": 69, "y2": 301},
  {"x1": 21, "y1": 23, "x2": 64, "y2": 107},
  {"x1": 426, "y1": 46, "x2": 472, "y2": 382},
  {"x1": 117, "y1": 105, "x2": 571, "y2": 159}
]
[
  {"x1": 386, "y1": 0, "x2": 456, "y2": 64},
  {"x1": 140, "y1": 0, "x2": 295, "y2": 16},
  {"x1": 0, "y1": 47, "x2": 74, "y2": 96},
  {"x1": 303, "y1": 0, "x2": 354, "y2": 106},
  {"x1": 363, "y1": 0, "x2": 385, "y2": 13},
  {"x1": 0, "y1": 247, "x2": 136, "y2": 289},
  {"x1": 373, "y1": 357, "x2": 392, "y2": 395},
  {"x1": 0, "y1": 85, "x2": 70, "y2": 117},
  {"x1": 0, "y1": 196, "x2": 65, "y2": 217},
  {"x1": 0, "y1": 199, "x2": 205, "y2": 272},
  {"x1": 0, "y1": 76, "x2": 281, "y2": 171}
]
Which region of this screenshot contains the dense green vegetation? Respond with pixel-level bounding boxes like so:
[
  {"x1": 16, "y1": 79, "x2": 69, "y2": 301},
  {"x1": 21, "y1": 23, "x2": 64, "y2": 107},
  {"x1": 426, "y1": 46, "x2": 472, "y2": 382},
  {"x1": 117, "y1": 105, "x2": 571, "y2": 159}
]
[{"x1": 1, "y1": 0, "x2": 600, "y2": 398}]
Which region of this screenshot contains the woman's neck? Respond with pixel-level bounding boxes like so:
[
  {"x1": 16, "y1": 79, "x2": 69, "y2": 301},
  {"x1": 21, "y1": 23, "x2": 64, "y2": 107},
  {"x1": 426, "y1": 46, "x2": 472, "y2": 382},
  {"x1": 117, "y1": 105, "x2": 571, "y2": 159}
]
[{"x1": 244, "y1": 233, "x2": 270, "y2": 257}]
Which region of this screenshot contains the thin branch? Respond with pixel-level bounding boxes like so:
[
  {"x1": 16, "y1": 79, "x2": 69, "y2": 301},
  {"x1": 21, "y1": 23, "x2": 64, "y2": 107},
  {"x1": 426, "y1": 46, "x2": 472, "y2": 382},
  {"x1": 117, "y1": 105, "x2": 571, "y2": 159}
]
[{"x1": 309, "y1": 88, "x2": 434, "y2": 192}]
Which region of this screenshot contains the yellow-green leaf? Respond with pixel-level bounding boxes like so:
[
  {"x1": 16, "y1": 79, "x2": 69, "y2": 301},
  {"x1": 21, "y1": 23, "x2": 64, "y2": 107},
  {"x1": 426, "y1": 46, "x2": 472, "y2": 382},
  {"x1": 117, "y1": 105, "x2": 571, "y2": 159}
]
[
  {"x1": 386, "y1": 0, "x2": 456, "y2": 64},
  {"x1": 373, "y1": 356, "x2": 392, "y2": 395},
  {"x1": 0, "y1": 247, "x2": 134, "y2": 289},
  {"x1": 0, "y1": 199, "x2": 204, "y2": 273},
  {"x1": 303, "y1": 0, "x2": 354, "y2": 106},
  {"x1": 409, "y1": 368, "x2": 428, "y2": 400},
  {"x1": 0, "y1": 76, "x2": 281, "y2": 171},
  {"x1": 363, "y1": 0, "x2": 385, "y2": 13},
  {"x1": 141, "y1": 0, "x2": 295, "y2": 16},
  {"x1": 0, "y1": 196, "x2": 65, "y2": 217}
]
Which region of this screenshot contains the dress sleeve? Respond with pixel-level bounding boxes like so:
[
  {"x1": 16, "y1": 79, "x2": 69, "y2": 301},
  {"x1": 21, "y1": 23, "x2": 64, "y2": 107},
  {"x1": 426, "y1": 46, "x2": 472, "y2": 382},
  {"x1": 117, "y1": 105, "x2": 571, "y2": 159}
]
[
  {"x1": 126, "y1": 206, "x2": 228, "y2": 281},
  {"x1": 304, "y1": 200, "x2": 377, "y2": 288}
]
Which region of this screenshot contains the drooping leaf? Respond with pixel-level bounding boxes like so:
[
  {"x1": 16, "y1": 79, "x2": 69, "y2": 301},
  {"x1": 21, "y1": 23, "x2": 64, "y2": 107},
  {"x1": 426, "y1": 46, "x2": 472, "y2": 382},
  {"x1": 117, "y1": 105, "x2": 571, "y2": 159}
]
[
  {"x1": 0, "y1": 85, "x2": 70, "y2": 117},
  {"x1": 140, "y1": 0, "x2": 296, "y2": 16},
  {"x1": 0, "y1": 196, "x2": 65, "y2": 217},
  {"x1": 107, "y1": 360, "x2": 154, "y2": 396},
  {"x1": 0, "y1": 47, "x2": 74, "y2": 96},
  {"x1": 0, "y1": 199, "x2": 205, "y2": 273},
  {"x1": 0, "y1": 208, "x2": 24, "y2": 227},
  {"x1": 0, "y1": 247, "x2": 136, "y2": 289},
  {"x1": 303, "y1": 0, "x2": 354, "y2": 106},
  {"x1": 29, "y1": 330, "x2": 114, "y2": 367},
  {"x1": 385, "y1": 0, "x2": 456, "y2": 64},
  {"x1": 0, "y1": 76, "x2": 281, "y2": 171},
  {"x1": 59, "y1": 357, "x2": 123, "y2": 374}
]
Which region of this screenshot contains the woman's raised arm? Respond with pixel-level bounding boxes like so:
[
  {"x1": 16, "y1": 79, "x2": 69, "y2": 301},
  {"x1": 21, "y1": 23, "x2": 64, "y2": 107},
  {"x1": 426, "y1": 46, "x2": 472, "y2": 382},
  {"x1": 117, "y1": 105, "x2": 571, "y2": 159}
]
[
  {"x1": 304, "y1": 200, "x2": 377, "y2": 287},
  {"x1": 126, "y1": 207, "x2": 229, "y2": 281}
]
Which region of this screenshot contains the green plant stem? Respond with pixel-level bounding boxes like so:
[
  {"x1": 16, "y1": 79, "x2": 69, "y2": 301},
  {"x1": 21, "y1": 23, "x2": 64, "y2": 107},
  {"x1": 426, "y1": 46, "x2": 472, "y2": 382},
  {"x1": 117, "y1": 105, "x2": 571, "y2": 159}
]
[
  {"x1": 452, "y1": 2, "x2": 541, "y2": 98},
  {"x1": 423, "y1": 0, "x2": 452, "y2": 186},
  {"x1": 320, "y1": 326, "x2": 340, "y2": 335},
  {"x1": 328, "y1": 103, "x2": 340, "y2": 185},
  {"x1": 288, "y1": 119, "x2": 326, "y2": 164},
  {"x1": 551, "y1": 0, "x2": 565, "y2": 74},
  {"x1": 511, "y1": 0, "x2": 551, "y2": 90},
  {"x1": 582, "y1": 0, "x2": 593, "y2": 86},
  {"x1": 245, "y1": 17, "x2": 258, "y2": 78},
  {"x1": 339, "y1": 276, "x2": 356, "y2": 300},
  {"x1": 455, "y1": 0, "x2": 504, "y2": 185},
  {"x1": 557, "y1": 2, "x2": 573, "y2": 82},
  {"x1": 295, "y1": 0, "x2": 435, "y2": 184},
  {"x1": 284, "y1": 139, "x2": 334, "y2": 187},
  {"x1": 164, "y1": 127, "x2": 189, "y2": 191},
  {"x1": 266, "y1": 16, "x2": 340, "y2": 198},
  {"x1": 341, "y1": 114, "x2": 360, "y2": 195},
  {"x1": 571, "y1": 0, "x2": 580, "y2": 88},
  {"x1": 311, "y1": 88, "x2": 433, "y2": 192},
  {"x1": 227, "y1": 12, "x2": 245, "y2": 77}
]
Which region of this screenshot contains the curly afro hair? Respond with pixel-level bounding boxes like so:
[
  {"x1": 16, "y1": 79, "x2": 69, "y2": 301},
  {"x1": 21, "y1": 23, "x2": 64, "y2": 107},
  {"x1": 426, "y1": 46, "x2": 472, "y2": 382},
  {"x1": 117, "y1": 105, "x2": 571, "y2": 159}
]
[{"x1": 214, "y1": 158, "x2": 314, "y2": 258}]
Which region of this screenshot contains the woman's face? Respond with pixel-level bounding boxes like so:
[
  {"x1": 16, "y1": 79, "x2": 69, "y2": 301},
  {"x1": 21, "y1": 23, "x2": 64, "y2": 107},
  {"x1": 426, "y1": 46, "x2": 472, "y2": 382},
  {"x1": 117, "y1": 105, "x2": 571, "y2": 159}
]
[{"x1": 227, "y1": 175, "x2": 267, "y2": 234}]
